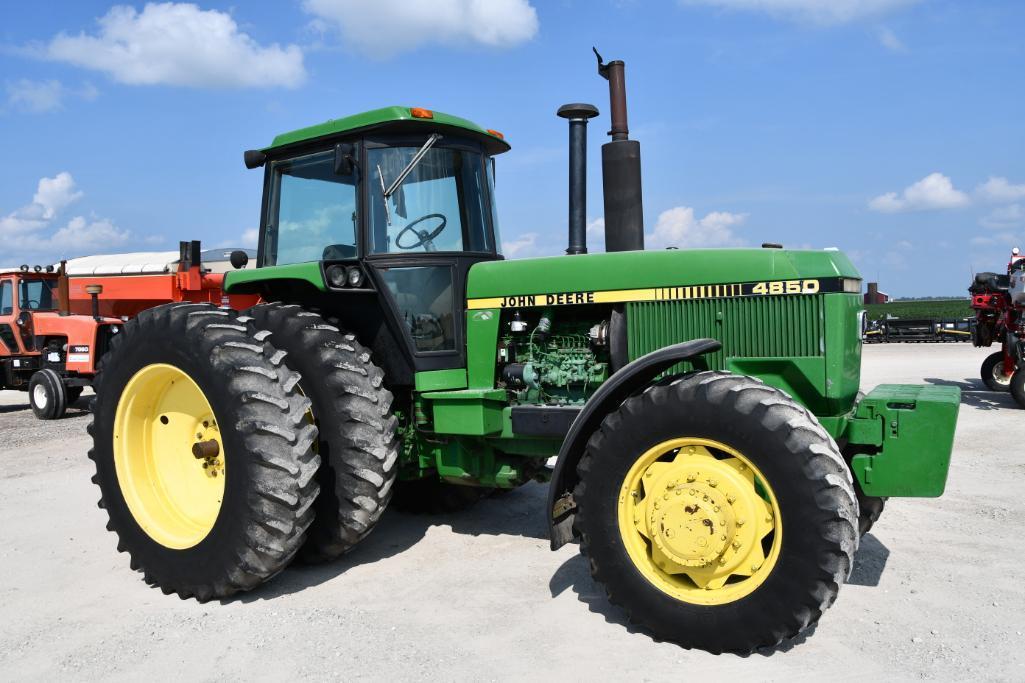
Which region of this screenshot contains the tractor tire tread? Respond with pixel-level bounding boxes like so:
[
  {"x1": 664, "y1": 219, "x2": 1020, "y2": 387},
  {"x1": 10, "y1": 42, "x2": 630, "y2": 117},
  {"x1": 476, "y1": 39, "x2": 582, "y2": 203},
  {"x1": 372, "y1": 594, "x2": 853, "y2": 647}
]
[
  {"x1": 88, "y1": 302, "x2": 320, "y2": 601},
  {"x1": 244, "y1": 302, "x2": 398, "y2": 563},
  {"x1": 573, "y1": 371, "x2": 858, "y2": 654}
]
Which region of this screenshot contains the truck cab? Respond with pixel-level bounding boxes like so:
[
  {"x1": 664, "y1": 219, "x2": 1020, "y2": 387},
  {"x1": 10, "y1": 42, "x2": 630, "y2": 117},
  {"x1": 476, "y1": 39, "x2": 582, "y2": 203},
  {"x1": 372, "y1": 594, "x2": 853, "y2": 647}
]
[{"x1": 0, "y1": 267, "x2": 122, "y2": 418}]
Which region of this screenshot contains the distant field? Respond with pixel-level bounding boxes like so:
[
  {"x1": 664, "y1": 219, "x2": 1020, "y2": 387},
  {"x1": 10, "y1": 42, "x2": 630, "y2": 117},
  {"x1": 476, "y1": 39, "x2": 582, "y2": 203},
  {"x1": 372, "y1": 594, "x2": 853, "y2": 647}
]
[{"x1": 864, "y1": 299, "x2": 972, "y2": 321}]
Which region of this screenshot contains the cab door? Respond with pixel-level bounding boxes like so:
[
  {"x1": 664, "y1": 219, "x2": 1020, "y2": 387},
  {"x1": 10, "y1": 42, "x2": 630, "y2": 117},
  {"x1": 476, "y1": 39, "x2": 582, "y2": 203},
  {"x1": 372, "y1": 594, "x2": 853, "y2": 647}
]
[{"x1": 0, "y1": 277, "x2": 24, "y2": 355}]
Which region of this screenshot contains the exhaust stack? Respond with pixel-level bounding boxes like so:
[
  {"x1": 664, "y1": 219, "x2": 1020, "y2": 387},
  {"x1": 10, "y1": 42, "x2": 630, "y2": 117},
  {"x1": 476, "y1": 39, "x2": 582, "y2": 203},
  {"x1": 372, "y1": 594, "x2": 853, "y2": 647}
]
[
  {"x1": 557, "y1": 103, "x2": 599, "y2": 255},
  {"x1": 594, "y1": 48, "x2": 644, "y2": 252}
]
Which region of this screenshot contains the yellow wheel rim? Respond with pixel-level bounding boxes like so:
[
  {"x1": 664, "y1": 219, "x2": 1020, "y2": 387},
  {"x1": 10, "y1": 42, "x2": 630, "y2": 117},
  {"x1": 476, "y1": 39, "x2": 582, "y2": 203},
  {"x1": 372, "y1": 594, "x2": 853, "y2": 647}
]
[
  {"x1": 617, "y1": 437, "x2": 782, "y2": 606},
  {"x1": 113, "y1": 363, "x2": 226, "y2": 549}
]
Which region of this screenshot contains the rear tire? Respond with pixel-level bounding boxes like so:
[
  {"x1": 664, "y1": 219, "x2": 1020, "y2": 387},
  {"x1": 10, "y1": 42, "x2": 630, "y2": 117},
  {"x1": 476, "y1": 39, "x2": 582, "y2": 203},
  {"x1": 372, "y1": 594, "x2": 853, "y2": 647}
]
[
  {"x1": 981, "y1": 351, "x2": 1012, "y2": 392},
  {"x1": 574, "y1": 371, "x2": 858, "y2": 654},
  {"x1": 244, "y1": 303, "x2": 398, "y2": 563},
  {"x1": 89, "y1": 303, "x2": 320, "y2": 601},
  {"x1": 29, "y1": 369, "x2": 67, "y2": 420},
  {"x1": 1010, "y1": 369, "x2": 1025, "y2": 409}
]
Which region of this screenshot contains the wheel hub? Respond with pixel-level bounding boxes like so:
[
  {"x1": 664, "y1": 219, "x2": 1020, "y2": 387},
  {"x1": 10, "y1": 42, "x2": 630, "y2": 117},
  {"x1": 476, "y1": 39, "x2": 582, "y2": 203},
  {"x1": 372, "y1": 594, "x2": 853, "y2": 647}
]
[
  {"x1": 646, "y1": 474, "x2": 733, "y2": 568},
  {"x1": 113, "y1": 364, "x2": 226, "y2": 549},
  {"x1": 619, "y1": 438, "x2": 781, "y2": 605}
]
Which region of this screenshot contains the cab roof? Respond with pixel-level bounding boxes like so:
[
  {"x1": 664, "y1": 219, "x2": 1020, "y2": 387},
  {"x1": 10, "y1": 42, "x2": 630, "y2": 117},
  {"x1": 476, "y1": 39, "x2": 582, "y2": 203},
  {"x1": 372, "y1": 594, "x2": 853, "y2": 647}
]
[{"x1": 265, "y1": 106, "x2": 511, "y2": 155}]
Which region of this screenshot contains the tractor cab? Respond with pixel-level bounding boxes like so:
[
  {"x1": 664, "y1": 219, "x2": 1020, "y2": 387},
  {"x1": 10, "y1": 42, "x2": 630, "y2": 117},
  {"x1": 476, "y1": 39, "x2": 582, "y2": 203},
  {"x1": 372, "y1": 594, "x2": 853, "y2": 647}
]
[
  {"x1": 230, "y1": 107, "x2": 510, "y2": 382},
  {"x1": 0, "y1": 268, "x2": 59, "y2": 358}
]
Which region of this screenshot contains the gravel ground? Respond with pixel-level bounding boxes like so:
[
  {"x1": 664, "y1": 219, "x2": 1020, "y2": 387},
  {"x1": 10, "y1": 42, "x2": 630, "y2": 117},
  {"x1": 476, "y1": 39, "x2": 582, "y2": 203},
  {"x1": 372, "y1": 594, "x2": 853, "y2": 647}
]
[{"x1": 0, "y1": 344, "x2": 1022, "y2": 681}]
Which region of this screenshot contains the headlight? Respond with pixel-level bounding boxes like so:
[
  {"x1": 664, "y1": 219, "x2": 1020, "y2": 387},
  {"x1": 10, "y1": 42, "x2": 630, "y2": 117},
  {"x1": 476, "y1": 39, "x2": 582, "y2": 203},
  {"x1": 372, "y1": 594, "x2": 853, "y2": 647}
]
[
  {"x1": 842, "y1": 278, "x2": 862, "y2": 294},
  {"x1": 346, "y1": 266, "x2": 365, "y2": 288},
  {"x1": 326, "y1": 264, "x2": 347, "y2": 288},
  {"x1": 110, "y1": 325, "x2": 120, "y2": 335}
]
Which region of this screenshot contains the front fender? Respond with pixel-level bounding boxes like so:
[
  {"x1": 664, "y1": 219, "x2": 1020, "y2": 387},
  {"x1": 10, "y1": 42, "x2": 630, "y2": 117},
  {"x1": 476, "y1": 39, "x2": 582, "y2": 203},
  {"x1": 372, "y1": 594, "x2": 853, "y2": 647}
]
[{"x1": 546, "y1": 338, "x2": 721, "y2": 550}]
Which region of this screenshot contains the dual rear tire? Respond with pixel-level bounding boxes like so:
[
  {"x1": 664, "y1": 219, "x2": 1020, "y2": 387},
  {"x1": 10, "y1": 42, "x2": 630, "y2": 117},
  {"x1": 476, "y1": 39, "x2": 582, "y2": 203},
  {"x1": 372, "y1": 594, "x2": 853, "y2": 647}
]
[{"x1": 89, "y1": 302, "x2": 396, "y2": 600}]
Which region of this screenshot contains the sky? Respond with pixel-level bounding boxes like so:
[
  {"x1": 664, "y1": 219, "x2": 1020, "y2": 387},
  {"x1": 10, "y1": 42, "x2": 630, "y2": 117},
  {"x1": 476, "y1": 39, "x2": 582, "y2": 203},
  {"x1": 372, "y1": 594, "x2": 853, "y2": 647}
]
[{"x1": 0, "y1": 0, "x2": 1022, "y2": 296}]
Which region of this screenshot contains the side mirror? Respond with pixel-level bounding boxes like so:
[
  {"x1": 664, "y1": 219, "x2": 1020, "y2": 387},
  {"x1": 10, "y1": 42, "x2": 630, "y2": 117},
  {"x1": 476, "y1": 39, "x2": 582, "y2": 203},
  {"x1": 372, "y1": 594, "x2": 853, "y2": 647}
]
[
  {"x1": 244, "y1": 150, "x2": 267, "y2": 169},
  {"x1": 229, "y1": 250, "x2": 250, "y2": 270},
  {"x1": 334, "y1": 143, "x2": 356, "y2": 176}
]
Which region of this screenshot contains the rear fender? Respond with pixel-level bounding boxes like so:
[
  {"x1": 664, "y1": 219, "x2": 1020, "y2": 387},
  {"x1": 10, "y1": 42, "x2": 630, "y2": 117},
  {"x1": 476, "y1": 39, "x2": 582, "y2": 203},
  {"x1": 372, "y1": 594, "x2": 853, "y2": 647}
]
[{"x1": 547, "y1": 338, "x2": 721, "y2": 550}]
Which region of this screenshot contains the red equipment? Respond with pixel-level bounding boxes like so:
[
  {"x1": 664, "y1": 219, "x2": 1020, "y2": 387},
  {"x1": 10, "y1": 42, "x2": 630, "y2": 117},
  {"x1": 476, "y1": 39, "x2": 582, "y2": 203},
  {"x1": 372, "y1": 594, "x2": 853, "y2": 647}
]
[
  {"x1": 970, "y1": 247, "x2": 1025, "y2": 406},
  {"x1": 0, "y1": 241, "x2": 258, "y2": 419},
  {"x1": 66, "y1": 241, "x2": 259, "y2": 319}
]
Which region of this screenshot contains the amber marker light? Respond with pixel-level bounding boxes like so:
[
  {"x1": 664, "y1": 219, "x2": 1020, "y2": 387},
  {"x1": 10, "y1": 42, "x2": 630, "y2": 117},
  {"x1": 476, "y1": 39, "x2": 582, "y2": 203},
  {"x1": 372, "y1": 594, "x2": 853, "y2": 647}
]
[
  {"x1": 487, "y1": 129, "x2": 505, "y2": 139},
  {"x1": 410, "y1": 107, "x2": 434, "y2": 119}
]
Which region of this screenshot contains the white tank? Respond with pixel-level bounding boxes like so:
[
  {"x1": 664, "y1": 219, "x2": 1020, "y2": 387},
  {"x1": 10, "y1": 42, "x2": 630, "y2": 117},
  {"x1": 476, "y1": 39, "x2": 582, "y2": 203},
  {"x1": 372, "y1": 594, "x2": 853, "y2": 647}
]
[{"x1": 1010, "y1": 267, "x2": 1025, "y2": 305}]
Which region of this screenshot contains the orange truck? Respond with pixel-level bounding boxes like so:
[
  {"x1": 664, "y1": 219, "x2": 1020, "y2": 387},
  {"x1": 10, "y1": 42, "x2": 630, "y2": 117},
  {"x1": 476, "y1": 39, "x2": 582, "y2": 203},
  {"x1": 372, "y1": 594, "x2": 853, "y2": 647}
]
[{"x1": 0, "y1": 241, "x2": 257, "y2": 419}]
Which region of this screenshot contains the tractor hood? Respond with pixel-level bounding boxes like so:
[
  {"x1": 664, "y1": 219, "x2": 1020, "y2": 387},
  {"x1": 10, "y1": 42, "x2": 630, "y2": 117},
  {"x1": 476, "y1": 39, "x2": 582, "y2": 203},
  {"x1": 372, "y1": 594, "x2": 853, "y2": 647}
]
[{"x1": 466, "y1": 248, "x2": 860, "y2": 308}]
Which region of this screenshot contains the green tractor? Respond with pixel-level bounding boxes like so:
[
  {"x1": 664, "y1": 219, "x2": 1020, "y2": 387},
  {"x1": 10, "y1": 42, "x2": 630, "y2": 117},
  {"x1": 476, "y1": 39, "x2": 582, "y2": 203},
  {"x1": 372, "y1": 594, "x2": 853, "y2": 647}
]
[{"x1": 88, "y1": 55, "x2": 959, "y2": 653}]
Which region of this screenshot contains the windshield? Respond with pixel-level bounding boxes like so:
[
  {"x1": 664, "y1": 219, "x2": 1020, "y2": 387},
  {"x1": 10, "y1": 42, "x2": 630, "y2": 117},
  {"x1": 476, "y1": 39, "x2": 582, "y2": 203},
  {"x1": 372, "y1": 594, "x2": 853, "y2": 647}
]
[
  {"x1": 265, "y1": 150, "x2": 358, "y2": 266},
  {"x1": 368, "y1": 145, "x2": 496, "y2": 254},
  {"x1": 18, "y1": 278, "x2": 57, "y2": 311}
]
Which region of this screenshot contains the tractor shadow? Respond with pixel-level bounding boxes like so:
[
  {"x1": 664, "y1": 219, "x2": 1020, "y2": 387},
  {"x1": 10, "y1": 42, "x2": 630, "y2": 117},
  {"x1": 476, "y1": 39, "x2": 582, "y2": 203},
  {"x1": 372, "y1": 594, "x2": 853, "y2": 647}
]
[
  {"x1": 923, "y1": 377, "x2": 1018, "y2": 411},
  {"x1": 0, "y1": 394, "x2": 91, "y2": 417},
  {"x1": 546, "y1": 531, "x2": 890, "y2": 656},
  {"x1": 848, "y1": 533, "x2": 889, "y2": 587},
  {"x1": 237, "y1": 483, "x2": 549, "y2": 602}
]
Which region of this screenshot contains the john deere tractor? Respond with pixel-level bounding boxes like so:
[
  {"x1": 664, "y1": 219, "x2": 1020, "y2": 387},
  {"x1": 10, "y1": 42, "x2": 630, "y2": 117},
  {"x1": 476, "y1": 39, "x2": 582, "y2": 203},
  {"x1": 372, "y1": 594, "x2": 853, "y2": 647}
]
[{"x1": 89, "y1": 54, "x2": 959, "y2": 653}]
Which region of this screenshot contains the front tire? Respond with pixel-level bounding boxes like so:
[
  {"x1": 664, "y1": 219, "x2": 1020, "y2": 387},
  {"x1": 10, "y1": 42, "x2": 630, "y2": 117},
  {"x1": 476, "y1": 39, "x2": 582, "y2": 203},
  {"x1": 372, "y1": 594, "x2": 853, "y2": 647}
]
[
  {"x1": 574, "y1": 372, "x2": 858, "y2": 654},
  {"x1": 244, "y1": 303, "x2": 398, "y2": 563},
  {"x1": 1010, "y1": 369, "x2": 1025, "y2": 409},
  {"x1": 981, "y1": 351, "x2": 1012, "y2": 392},
  {"x1": 89, "y1": 303, "x2": 320, "y2": 601},
  {"x1": 29, "y1": 368, "x2": 67, "y2": 420}
]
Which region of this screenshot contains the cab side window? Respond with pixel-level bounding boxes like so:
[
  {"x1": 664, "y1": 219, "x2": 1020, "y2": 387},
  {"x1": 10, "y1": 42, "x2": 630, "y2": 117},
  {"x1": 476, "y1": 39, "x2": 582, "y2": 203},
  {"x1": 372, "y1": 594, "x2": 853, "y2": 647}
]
[{"x1": 0, "y1": 281, "x2": 12, "y2": 315}]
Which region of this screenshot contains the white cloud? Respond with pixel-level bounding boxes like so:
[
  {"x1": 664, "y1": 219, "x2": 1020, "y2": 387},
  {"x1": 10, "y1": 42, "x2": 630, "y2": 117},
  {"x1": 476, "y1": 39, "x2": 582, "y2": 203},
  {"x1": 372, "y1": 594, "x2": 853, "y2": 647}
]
[
  {"x1": 976, "y1": 176, "x2": 1025, "y2": 203},
  {"x1": 0, "y1": 172, "x2": 83, "y2": 236},
  {"x1": 0, "y1": 172, "x2": 135, "y2": 262},
  {"x1": 4, "y1": 80, "x2": 101, "y2": 113},
  {"x1": 5, "y1": 79, "x2": 64, "y2": 113},
  {"x1": 876, "y1": 26, "x2": 906, "y2": 52},
  {"x1": 980, "y1": 204, "x2": 1024, "y2": 230},
  {"x1": 33, "y1": 172, "x2": 84, "y2": 219},
  {"x1": 679, "y1": 0, "x2": 920, "y2": 25},
  {"x1": 303, "y1": 0, "x2": 539, "y2": 58},
  {"x1": 502, "y1": 232, "x2": 541, "y2": 258},
  {"x1": 868, "y1": 172, "x2": 970, "y2": 213},
  {"x1": 241, "y1": 228, "x2": 260, "y2": 247},
  {"x1": 647, "y1": 206, "x2": 747, "y2": 249},
  {"x1": 45, "y1": 3, "x2": 305, "y2": 89},
  {"x1": 971, "y1": 232, "x2": 1020, "y2": 248},
  {"x1": 48, "y1": 216, "x2": 131, "y2": 252}
]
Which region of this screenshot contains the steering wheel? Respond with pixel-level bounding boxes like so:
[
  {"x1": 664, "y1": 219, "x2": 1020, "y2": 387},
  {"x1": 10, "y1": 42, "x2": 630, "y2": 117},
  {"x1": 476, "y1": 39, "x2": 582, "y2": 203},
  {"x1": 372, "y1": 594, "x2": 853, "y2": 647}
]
[
  {"x1": 26, "y1": 299, "x2": 41, "y2": 309},
  {"x1": 395, "y1": 213, "x2": 447, "y2": 252}
]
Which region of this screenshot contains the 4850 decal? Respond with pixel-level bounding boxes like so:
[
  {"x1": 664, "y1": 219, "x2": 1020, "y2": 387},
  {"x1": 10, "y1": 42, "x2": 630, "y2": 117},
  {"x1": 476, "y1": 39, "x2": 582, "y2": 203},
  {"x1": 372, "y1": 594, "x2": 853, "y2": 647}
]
[{"x1": 750, "y1": 279, "x2": 821, "y2": 296}]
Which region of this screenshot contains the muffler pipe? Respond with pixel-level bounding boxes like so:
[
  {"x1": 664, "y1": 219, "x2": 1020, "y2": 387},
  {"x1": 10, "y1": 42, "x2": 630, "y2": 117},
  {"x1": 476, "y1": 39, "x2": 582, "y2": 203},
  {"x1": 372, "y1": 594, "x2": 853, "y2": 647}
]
[
  {"x1": 595, "y1": 48, "x2": 644, "y2": 252},
  {"x1": 557, "y1": 103, "x2": 599, "y2": 255}
]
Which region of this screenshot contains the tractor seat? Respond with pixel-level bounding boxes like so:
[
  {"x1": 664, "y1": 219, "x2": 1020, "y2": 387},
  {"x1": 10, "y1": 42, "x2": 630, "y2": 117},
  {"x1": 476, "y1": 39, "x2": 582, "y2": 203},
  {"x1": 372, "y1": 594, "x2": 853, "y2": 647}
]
[{"x1": 970, "y1": 272, "x2": 1010, "y2": 293}]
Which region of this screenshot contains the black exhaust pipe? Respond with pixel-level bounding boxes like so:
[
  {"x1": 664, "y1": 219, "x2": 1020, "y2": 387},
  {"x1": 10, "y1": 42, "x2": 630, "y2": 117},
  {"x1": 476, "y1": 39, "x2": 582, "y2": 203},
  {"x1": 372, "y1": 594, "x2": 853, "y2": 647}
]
[
  {"x1": 557, "y1": 103, "x2": 599, "y2": 255},
  {"x1": 594, "y1": 48, "x2": 644, "y2": 252}
]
